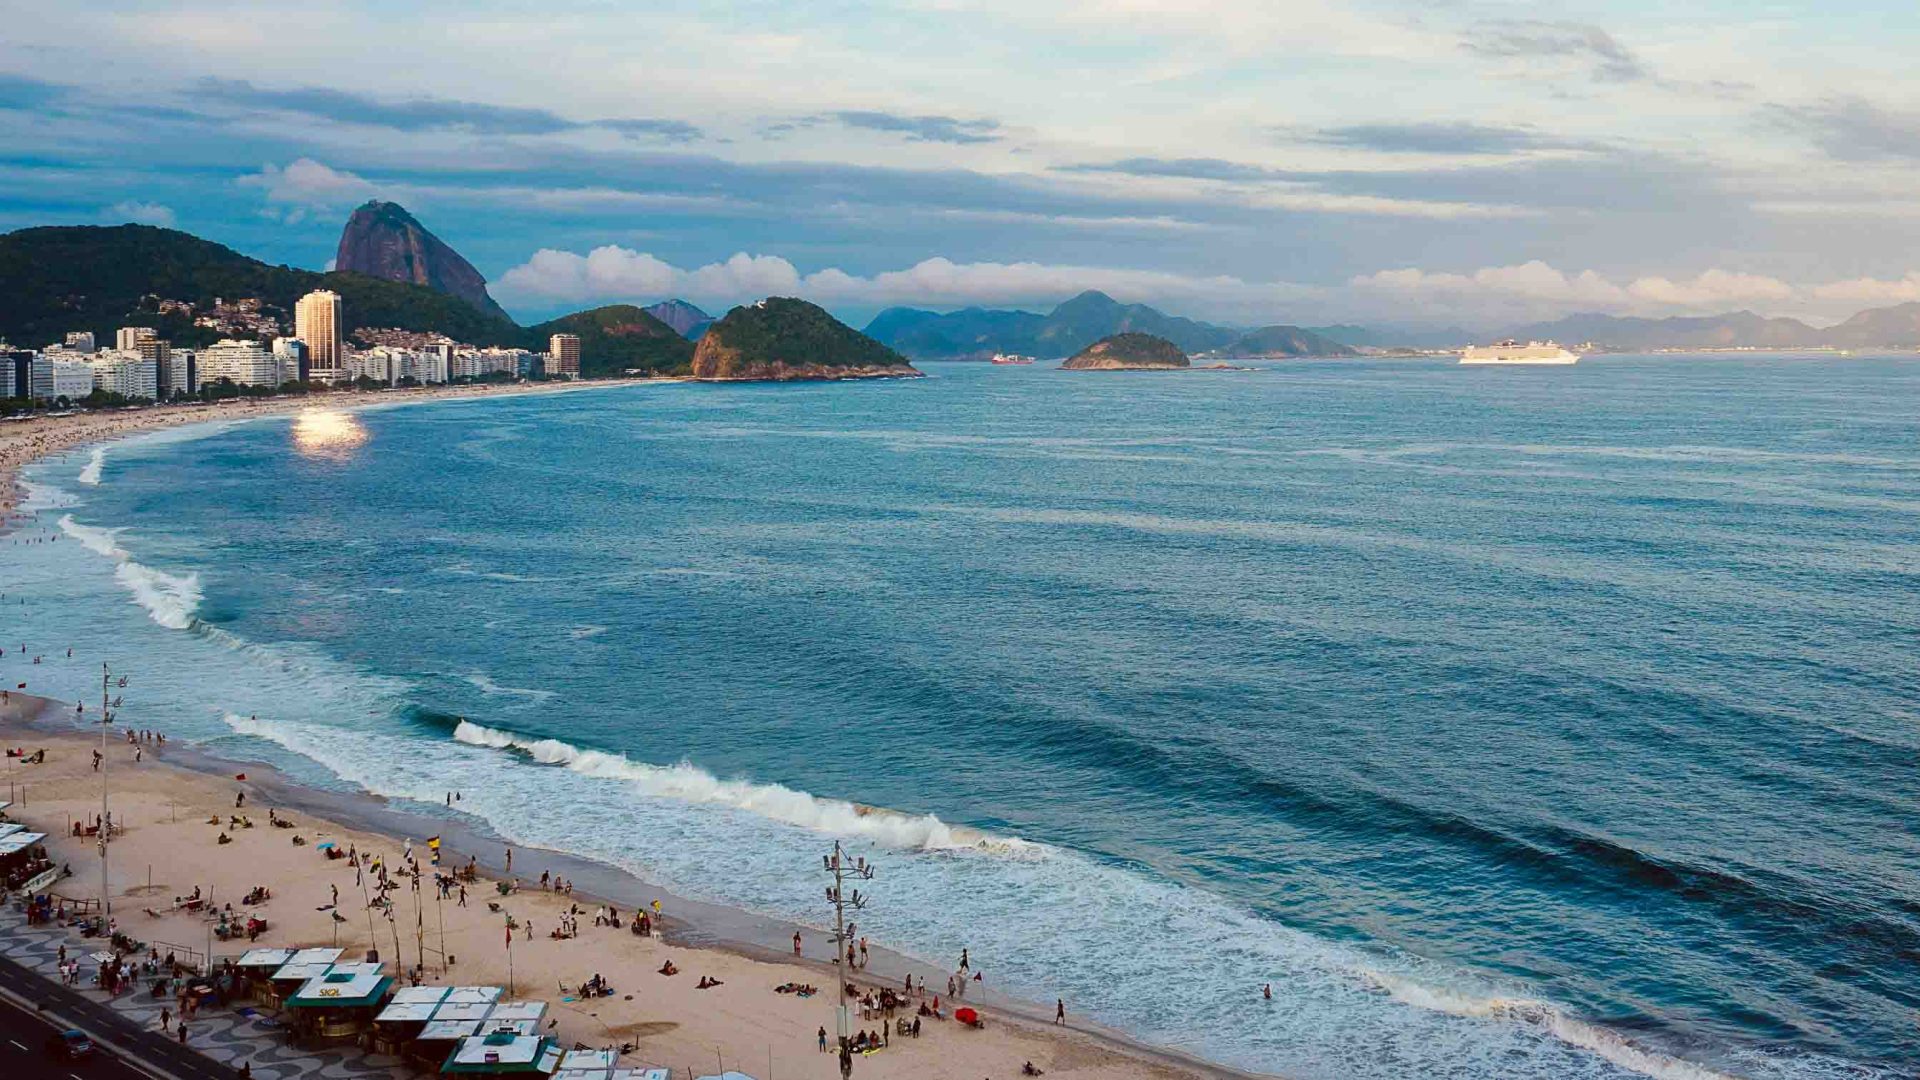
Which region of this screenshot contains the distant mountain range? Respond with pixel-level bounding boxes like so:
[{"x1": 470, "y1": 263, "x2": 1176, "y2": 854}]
[
  {"x1": 864, "y1": 290, "x2": 1354, "y2": 359},
  {"x1": 643, "y1": 299, "x2": 714, "y2": 339},
  {"x1": 1502, "y1": 306, "x2": 1920, "y2": 351}
]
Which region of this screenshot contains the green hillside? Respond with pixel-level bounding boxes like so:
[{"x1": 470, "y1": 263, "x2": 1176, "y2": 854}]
[{"x1": 525, "y1": 304, "x2": 694, "y2": 377}]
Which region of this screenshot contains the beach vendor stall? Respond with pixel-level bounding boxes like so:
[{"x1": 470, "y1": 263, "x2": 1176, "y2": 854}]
[
  {"x1": 0, "y1": 829, "x2": 54, "y2": 894},
  {"x1": 373, "y1": 985, "x2": 451, "y2": 1054},
  {"x1": 230, "y1": 947, "x2": 293, "y2": 1003},
  {"x1": 284, "y1": 962, "x2": 395, "y2": 1045},
  {"x1": 441, "y1": 1031, "x2": 562, "y2": 1078},
  {"x1": 551, "y1": 1049, "x2": 667, "y2": 1080},
  {"x1": 266, "y1": 948, "x2": 343, "y2": 1009}
]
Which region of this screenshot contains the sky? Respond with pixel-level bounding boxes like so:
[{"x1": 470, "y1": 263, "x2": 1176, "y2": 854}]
[{"x1": 3, "y1": 0, "x2": 1919, "y2": 329}]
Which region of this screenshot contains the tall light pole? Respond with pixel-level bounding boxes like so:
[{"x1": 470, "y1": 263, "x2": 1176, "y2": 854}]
[
  {"x1": 820, "y1": 840, "x2": 875, "y2": 1074},
  {"x1": 97, "y1": 664, "x2": 116, "y2": 925}
]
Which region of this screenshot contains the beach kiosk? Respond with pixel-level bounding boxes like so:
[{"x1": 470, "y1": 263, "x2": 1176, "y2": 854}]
[
  {"x1": 552, "y1": 1049, "x2": 668, "y2": 1080},
  {"x1": 373, "y1": 985, "x2": 451, "y2": 1054},
  {"x1": 441, "y1": 1031, "x2": 562, "y2": 1078},
  {"x1": 0, "y1": 829, "x2": 53, "y2": 894},
  {"x1": 285, "y1": 961, "x2": 395, "y2": 1044},
  {"x1": 267, "y1": 948, "x2": 343, "y2": 1009},
  {"x1": 230, "y1": 947, "x2": 294, "y2": 1004}
]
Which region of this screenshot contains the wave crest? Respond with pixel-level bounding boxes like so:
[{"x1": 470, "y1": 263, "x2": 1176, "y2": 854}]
[
  {"x1": 77, "y1": 447, "x2": 105, "y2": 486},
  {"x1": 451, "y1": 720, "x2": 1031, "y2": 855},
  {"x1": 59, "y1": 514, "x2": 203, "y2": 630}
]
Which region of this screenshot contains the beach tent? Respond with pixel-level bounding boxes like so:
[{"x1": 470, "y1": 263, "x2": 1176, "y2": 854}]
[
  {"x1": 441, "y1": 1032, "x2": 563, "y2": 1076},
  {"x1": 953, "y1": 1007, "x2": 979, "y2": 1026}
]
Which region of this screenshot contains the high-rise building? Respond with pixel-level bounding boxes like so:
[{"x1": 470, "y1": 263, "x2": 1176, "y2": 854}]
[
  {"x1": 135, "y1": 337, "x2": 174, "y2": 398},
  {"x1": 115, "y1": 326, "x2": 157, "y2": 353},
  {"x1": 64, "y1": 331, "x2": 96, "y2": 353},
  {"x1": 89, "y1": 352, "x2": 158, "y2": 400},
  {"x1": 4, "y1": 349, "x2": 35, "y2": 398},
  {"x1": 198, "y1": 339, "x2": 280, "y2": 387},
  {"x1": 548, "y1": 334, "x2": 581, "y2": 377},
  {"x1": 294, "y1": 290, "x2": 344, "y2": 380},
  {"x1": 272, "y1": 337, "x2": 309, "y2": 385},
  {"x1": 29, "y1": 357, "x2": 96, "y2": 403},
  {"x1": 164, "y1": 350, "x2": 196, "y2": 398}
]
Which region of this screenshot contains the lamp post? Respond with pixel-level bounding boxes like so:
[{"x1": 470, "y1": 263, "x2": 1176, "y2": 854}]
[{"x1": 820, "y1": 840, "x2": 875, "y2": 1075}]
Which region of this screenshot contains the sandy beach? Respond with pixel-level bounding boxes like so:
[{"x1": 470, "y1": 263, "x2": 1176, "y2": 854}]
[
  {"x1": 0, "y1": 380, "x2": 672, "y2": 530},
  {"x1": 0, "y1": 633, "x2": 1242, "y2": 1076}
]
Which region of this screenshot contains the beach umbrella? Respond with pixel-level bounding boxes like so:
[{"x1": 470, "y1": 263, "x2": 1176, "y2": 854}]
[{"x1": 954, "y1": 1007, "x2": 979, "y2": 1025}]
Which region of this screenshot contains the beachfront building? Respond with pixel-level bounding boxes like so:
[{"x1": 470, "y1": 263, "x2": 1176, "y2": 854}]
[
  {"x1": 63, "y1": 331, "x2": 95, "y2": 352},
  {"x1": 29, "y1": 356, "x2": 96, "y2": 403},
  {"x1": 547, "y1": 333, "x2": 580, "y2": 378},
  {"x1": 163, "y1": 349, "x2": 196, "y2": 398},
  {"x1": 273, "y1": 336, "x2": 309, "y2": 384},
  {"x1": 295, "y1": 289, "x2": 345, "y2": 383},
  {"x1": 451, "y1": 347, "x2": 533, "y2": 380},
  {"x1": 199, "y1": 339, "x2": 281, "y2": 388},
  {"x1": 89, "y1": 351, "x2": 159, "y2": 400},
  {"x1": 283, "y1": 960, "x2": 395, "y2": 1043}
]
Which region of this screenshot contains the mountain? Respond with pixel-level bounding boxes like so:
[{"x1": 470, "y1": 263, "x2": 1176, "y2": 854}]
[
  {"x1": 0, "y1": 224, "x2": 523, "y2": 350},
  {"x1": 526, "y1": 305, "x2": 693, "y2": 377},
  {"x1": 865, "y1": 290, "x2": 1235, "y2": 359},
  {"x1": 642, "y1": 299, "x2": 715, "y2": 340},
  {"x1": 862, "y1": 305, "x2": 1046, "y2": 360},
  {"x1": 335, "y1": 201, "x2": 511, "y2": 322},
  {"x1": 1308, "y1": 324, "x2": 1478, "y2": 350},
  {"x1": 691, "y1": 297, "x2": 920, "y2": 380},
  {"x1": 1821, "y1": 302, "x2": 1920, "y2": 347},
  {"x1": 1217, "y1": 325, "x2": 1358, "y2": 358},
  {"x1": 1060, "y1": 332, "x2": 1189, "y2": 370},
  {"x1": 1504, "y1": 310, "x2": 1821, "y2": 350}
]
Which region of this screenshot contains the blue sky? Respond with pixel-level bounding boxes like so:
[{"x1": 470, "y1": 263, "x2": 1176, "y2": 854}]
[{"x1": 3, "y1": 0, "x2": 1918, "y2": 328}]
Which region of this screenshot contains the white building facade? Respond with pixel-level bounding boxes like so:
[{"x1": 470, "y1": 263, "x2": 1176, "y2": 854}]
[{"x1": 198, "y1": 339, "x2": 280, "y2": 387}]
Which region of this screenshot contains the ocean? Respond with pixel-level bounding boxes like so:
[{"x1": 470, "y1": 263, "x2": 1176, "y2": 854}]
[{"x1": 5, "y1": 355, "x2": 1917, "y2": 1080}]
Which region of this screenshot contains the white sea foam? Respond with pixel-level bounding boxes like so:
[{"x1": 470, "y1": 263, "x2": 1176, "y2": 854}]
[
  {"x1": 18, "y1": 479, "x2": 78, "y2": 512},
  {"x1": 1360, "y1": 969, "x2": 1748, "y2": 1080},
  {"x1": 58, "y1": 514, "x2": 202, "y2": 630},
  {"x1": 77, "y1": 447, "x2": 105, "y2": 485},
  {"x1": 568, "y1": 625, "x2": 608, "y2": 640},
  {"x1": 451, "y1": 719, "x2": 1028, "y2": 854},
  {"x1": 461, "y1": 673, "x2": 557, "y2": 702}
]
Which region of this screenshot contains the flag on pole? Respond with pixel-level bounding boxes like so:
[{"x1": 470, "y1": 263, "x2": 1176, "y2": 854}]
[{"x1": 427, "y1": 836, "x2": 441, "y2": 865}]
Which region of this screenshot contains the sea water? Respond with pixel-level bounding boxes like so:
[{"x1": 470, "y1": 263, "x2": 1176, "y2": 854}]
[{"x1": 4, "y1": 356, "x2": 1917, "y2": 1080}]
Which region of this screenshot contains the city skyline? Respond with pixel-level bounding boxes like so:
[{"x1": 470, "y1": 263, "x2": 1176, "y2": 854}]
[{"x1": 2, "y1": 3, "x2": 1919, "y2": 328}]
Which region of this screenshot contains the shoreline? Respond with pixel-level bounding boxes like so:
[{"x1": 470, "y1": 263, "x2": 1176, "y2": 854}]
[
  {"x1": 0, "y1": 377, "x2": 680, "y2": 531},
  {"x1": 0, "y1": 389, "x2": 1270, "y2": 1080},
  {"x1": 0, "y1": 691, "x2": 1258, "y2": 1080}
]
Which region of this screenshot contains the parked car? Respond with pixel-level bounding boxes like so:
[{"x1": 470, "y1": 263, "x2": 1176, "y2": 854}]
[{"x1": 45, "y1": 1029, "x2": 95, "y2": 1061}]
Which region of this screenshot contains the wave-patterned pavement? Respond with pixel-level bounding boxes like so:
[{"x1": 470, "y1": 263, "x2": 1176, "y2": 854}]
[{"x1": 0, "y1": 904, "x2": 409, "y2": 1080}]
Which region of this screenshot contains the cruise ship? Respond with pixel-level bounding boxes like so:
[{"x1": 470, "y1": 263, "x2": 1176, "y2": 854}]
[
  {"x1": 1459, "y1": 340, "x2": 1580, "y2": 365},
  {"x1": 990, "y1": 353, "x2": 1036, "y2": 365}
]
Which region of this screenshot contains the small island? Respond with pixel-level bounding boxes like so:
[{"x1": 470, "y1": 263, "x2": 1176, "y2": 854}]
[
  {"x1": 691, "y1": 297, "x2": 922, "y2": 381},
  {"x1": 1059, "y1": 332, "x2": 1190, "y2": 370}
]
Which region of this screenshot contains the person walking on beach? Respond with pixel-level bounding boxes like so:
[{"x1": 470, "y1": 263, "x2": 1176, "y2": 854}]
[
  {"x1": 505, "y1": 846, "x2": 512, "y2": 873},
  {"x1": 960, "y1": 947, "x2": 969, "y2": 972},
  {"x1": 793, "y1": 931, "x2": 802, "y2": 956},
  {"x1": 458, "y1": 885, "x2": 467, "y2": 908},
  {"x1": 818, "y1": 1025, "x2": 827, "y2": 1052},
  {"x1": 1056, "y1": 998, "x2": 1065, "y2": 1024}
]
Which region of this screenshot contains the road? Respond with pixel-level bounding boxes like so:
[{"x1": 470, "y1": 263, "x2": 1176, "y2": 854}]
[{"x1": 0, "y1": 951, "x2": 235, "y2": 1080}]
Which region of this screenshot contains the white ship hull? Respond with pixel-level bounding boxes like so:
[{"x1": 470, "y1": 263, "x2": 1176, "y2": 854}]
[{"x1": 1459, "y1": 341, "x2": 1580, "y2": 365}]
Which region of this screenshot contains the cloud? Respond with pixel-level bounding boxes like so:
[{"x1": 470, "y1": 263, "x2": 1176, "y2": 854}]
[
  {"x1": 195, "y1": 78, "x2": 701, "y2": 141},
  {"x1": 237, "y1": 157, "x2": 378, "y2": 209},
  {"x1": 1307, "y1": 122, "x2": 1585, "y2": 156},
  {"x1": 1348, "y1": 261, "x2": 1804, "y2": 321},
  {"x1": 829, "y1": 111, "x2": 1002, "y2": 144},
  {"x1": 103, "y1": 200, "x2": 176, "y2": 227},
  {"x1": 1766, "y1": 97, "x2": 1920, "y2": 161},
  {"x1": 1462, "y1": 20, "x2": 1646, "y2": 82}
]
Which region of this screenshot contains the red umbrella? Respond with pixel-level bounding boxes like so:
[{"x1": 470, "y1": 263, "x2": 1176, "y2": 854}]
[{"x1": 954, "y1": 1007, "x2": 979, "y2": 1026}]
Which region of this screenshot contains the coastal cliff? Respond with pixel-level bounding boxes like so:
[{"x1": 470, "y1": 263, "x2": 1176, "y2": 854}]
[
  {"x1": 1060, "y1": 332, "x2": 1189, "y2": 370},
  {"x1": 691, "y1": 297, "x2": 922, "y2": 381}
]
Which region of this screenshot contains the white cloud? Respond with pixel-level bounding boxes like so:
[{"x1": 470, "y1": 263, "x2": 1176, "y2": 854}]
[
  {"x1": 497, "y1": 245, "x2": 1920, "y2": 327},
  {"x1": 237, "y1": 157, "x2": 377, "y2": 208},
  {"x1": 103, "y1": 200, "x2": 176, "y2": 227}
]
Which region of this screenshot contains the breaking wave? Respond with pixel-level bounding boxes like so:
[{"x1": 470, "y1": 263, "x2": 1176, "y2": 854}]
[
  {"x1": 58, "y1": 514, "x2": 203, "y2": 630},
  {"x1": 451, "y1": 719, "x2": 1031, "y2": 854},
  {"x1": 77, "y1": 447, "x2": 105, "y2": 486}
]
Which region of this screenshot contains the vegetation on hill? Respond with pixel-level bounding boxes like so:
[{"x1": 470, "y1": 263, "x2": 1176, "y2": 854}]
[
  {"x1": 1219, "y1": 325, "x2": 1357, "y2": 358},
  {"x1": 526, "y1": 305, "x2": 694, "y2": 377},
  {"x1": 1061, "y1": 332, "x2": 1189, "y2": 369},
  {"x1": 866, "y1": 290, "x2": 1235, "y2": 359},
  {"x1": 0, "y1": 225, "x2": 523, "y2": 349},
  {"x1": 692, "y1": 297, "x2": 919, "y2": 380}
]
